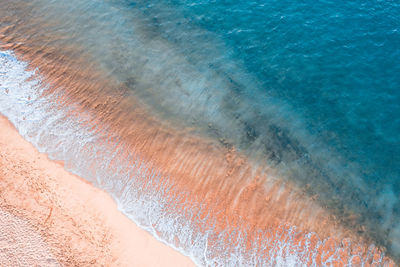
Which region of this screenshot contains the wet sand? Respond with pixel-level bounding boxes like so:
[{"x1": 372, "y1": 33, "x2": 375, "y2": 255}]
[
  {"x1": 0, "y1": 115, "x2": 194, "y2": 266},
  {"x1": 0, "y1": 38, "x2": 395, "y2": 264}
]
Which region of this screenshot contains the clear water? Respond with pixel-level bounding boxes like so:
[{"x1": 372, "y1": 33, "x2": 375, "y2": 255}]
[
  {"x1": 166, "y1": 0, "x2": 400, "y2": 185},
  {"x1": 1, "y1": 0, "x2": 400, "y2": 264},
  {"x1": 120, "y1": 0, "x2": 400, "y2": 250},
  {"x1": 121, "y1": 0, "x2": 400, "y2": 189},
  {"x1": 94, "y1": 0, "x2": 400, "y2": 251}
]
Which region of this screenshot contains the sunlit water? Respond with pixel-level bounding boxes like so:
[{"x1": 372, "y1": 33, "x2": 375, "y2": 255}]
[{"x1": 0, "y1": 0, "x2": 399, "y2": 265}]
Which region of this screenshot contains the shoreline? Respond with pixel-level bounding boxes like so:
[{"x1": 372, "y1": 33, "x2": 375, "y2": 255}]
[
  {"x1": 0, "y1": 114, "x2": 194, "y2": 266},
  {"x1": 0, "y1": 43, "x2": 395, "y2": 264}
]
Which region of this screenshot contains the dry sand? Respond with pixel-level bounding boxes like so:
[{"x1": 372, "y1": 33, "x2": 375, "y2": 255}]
[{"x1": 0, "y1": 115, "x2": 194, "y2": 267}]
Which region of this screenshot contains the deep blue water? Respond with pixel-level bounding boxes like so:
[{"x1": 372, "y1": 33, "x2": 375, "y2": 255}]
[
  {"x1": 129, "y1": 0, "x2": 400, "y2": 189},
  {"x1": 118, "y1": 0, "x2": 400, "y2": 252}
]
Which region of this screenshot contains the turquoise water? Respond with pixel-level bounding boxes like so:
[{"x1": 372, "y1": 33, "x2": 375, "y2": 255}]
[
  {"x1": 1, "y1": 0, "x2": 400, "y2": 264},
  {"x1": 115, "y1": 0, "x2": 400, "y2": 252},
  {"x1": 124, "y1": 0, "x2": 400, "y2": 188}
]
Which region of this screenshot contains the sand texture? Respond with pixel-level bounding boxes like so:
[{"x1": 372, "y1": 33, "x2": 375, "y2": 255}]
[{"x1": 0, "y1": 115, "x2": 194, "y2": 267}]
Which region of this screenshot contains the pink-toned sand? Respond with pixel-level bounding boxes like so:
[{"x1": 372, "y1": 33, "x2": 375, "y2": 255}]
[{"x1": 0, "y1": 115, "x2": 194, "y2": 267}]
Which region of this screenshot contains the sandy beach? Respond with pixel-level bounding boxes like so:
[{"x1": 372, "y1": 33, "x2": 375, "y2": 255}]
[{"x1": 0, "y1": 115, "x2": 194, "y2": 266}]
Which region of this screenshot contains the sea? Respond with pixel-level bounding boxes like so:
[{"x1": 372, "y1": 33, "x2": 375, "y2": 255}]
[{"x1": 0, "y1": 0, "x2": 399, "y2": 265}]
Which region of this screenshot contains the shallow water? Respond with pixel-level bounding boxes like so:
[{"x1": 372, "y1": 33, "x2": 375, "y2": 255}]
[{"x1": 0, "y1": 0, "x2": 399, "y2": 265}]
